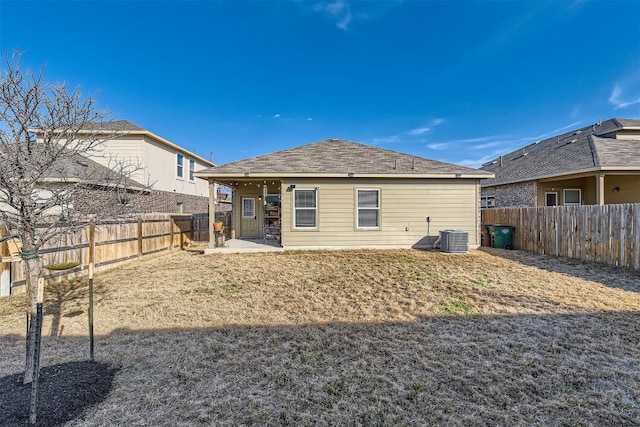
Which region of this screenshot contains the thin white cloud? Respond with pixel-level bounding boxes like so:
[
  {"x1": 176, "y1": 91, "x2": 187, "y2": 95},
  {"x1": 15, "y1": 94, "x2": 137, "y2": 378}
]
[
  {"x1": 313, "y1": 0, "x2": 352, "y2": 31},
  {"x1": 609, "y1": 83, "x2": 640, "y2": 109},
  {"x1": 372, "y1": 118, "x2": 445, "y2": 145},
  {"x1": 406, "y1": 118, "x2": 444, "y2": 136},
  {"x1": 273, "y1": 114, "x2": 281, "y2": 119},
  {"x1": 457, "y1": 149, "x2": 510, "y2": 168},
  {"x1": 472, "y1": 141, "x2": 503, "y2": 150},
  {"x1": 307, "y1": 117, "x2": 313, "y2": 121},
  {"x1": 427, "y1": 143, "x2": 448, "y2": 151},
  {"x1": 407, "y1": 127, "x2": 431, "y2": 136}
]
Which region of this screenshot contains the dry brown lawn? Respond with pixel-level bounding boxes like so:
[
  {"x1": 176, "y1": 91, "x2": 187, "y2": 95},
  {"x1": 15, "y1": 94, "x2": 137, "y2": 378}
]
[{"x1": 1, "y1": 247, "x2": 639, "y2": 426}]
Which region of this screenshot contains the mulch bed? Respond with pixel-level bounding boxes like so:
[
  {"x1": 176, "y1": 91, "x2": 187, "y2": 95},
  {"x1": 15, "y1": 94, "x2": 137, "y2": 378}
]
[{"x1": 0, "y1": 361, "x2": 118, "y2": 427}]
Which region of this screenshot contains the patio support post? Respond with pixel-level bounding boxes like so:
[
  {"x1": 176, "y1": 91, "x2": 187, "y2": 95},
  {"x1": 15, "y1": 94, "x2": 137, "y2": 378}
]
[
  {"x1": 208, "y1": 180, "x2": 216, "y2": 249},
  {"x1": 596, "y1": 173, "x2": 605, "y2": 205}
]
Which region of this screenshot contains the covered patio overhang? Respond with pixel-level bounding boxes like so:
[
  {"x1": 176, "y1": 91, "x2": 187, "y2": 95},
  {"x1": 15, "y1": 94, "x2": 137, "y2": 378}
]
[
  {"x1": 537, "y1": 168, "x2": 640, "y2": 206},
  {"x1": 195, "y1": 174, "x2": 284, "y2": 249}
]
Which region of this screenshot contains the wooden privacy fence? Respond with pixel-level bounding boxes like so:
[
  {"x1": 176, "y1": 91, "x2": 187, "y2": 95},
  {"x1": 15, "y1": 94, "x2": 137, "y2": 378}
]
[
  {"x1": 482, "y1": 204, "x2": 640, "y2": 270},
  {"x1": 1, "y1": 213, "x2": 209, "y2": 294}
]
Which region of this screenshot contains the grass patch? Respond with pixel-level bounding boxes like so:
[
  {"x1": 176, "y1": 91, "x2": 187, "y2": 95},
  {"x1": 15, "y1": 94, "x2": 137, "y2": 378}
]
[{"x1": 440, "y1": 298, "x2": 479, "y2": 315}]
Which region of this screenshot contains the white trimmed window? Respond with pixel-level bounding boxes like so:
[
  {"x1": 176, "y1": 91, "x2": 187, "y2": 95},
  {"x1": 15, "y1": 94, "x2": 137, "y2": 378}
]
[
  {"x1": 357, "y1": 189, "x2": 380, "y2": 228},
  {"x1": 189, "y1": 158, "x2": 195, "y2": 181},
  {"x1": 481, "y1": 196, "x2": 495, "y2": 208},
  {"x1": 563, "y1": 189, "x2": 581, "y2": 205},
  {"x1": 294, "y1": 189, "x2": 317, "y2": 228},
  {"x1": 176, "y1": 153, "x2": 184, "y2": 178}
]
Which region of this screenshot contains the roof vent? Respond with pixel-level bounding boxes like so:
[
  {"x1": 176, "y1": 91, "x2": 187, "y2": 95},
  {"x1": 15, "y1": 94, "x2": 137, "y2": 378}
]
[
  {"x1": 330, "y1": 138, "x2": 340, "y2": 141},
  {"x1": 76, "y1": 159, "x2": 89, "y2": 167}
]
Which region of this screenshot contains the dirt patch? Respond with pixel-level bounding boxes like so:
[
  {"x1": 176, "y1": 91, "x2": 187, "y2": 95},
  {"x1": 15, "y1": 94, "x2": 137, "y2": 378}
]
[{"x1": 0, "y1": 361, "x2": 117, "y2": 427}]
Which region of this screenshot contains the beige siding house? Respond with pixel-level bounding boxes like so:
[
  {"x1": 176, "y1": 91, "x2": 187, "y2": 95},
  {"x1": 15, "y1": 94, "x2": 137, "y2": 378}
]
[
  {"x1": 196, "y1": 139, "x2": 493, "y2": 250},
  {"x1": 36, "y1": 120, "x2": 216, "y2": 213},
  {"x1": 480, "y1": 118, "x2": 640, "y2": 207}
]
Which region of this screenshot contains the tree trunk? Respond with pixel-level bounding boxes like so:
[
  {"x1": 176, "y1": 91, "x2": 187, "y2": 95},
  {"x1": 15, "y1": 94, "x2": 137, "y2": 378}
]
[{"x1": 23, "y1": 255, "x2": 43, "y2": 384}]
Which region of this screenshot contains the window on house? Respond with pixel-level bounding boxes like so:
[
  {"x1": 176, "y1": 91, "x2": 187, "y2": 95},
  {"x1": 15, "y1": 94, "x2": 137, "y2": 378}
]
[
  {"x1": 481, "y1": 196, "x2": 495, "y2": 208},
  {"x1": 294, "y1": 189, "x2": 317, "y2": 228},
  {"x1": 242, "y1": 198, "x2": 255, "y2": 218},
  {"x1": 563, "y1": 189, "x2": 581, "y2": 205},
  {"x1": 357, "y1": 189, "x2": 380, "y2": 228},
  {"x1": 176, "y1": 202, "x2": 184, "y2": 213},
  {"x1": 545, "y1": 192, "x2": 558, "y2": 206},
  {"x1": 176, "y1": 153, "x2": 184, "y2": 178},
  {"x1": 189, "y1": 159, "x2": 195, "y2": 181}
]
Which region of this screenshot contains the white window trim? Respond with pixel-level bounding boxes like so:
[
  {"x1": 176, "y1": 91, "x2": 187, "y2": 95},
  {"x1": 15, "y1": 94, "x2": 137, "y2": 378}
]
[
  {"x1": 356, "y1": 188, "x2": 380, "y2": 229},
  {"x1": 563, "y1": 189, "x2": 582, "y2": 206},
  {"x1": 176, "y1": 153, "x2": 184, "y2": 179},
  {"x1": 188, "y1": 158, "x2": 195, "y2": 182},
  {"x1": 293, "y1": 188, "x2": 317, "y2": 230},
  {"x1": 242, "y1": 197, "x2": 256, "y2": 219},
  {"x1": 545, "y1": 192, "x2": 558, "y2": 207},
  {"x1": 481, "y1": 195, "x2": 495, "y2": 209}
]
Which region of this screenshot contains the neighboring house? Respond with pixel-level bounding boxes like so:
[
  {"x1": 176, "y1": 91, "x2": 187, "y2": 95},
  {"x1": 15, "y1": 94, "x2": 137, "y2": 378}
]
[
  {"x1": 480, "y1": 118, "x2": 640, "y2": 207},
  {"x1": 195, "y1": 138, "x2": 493, "y2": 250},
  {"x1": 35, "y1": 120, "x2": 216, "y2": 214}
]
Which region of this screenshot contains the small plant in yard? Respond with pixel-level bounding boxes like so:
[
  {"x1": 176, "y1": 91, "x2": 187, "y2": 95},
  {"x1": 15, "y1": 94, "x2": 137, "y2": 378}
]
[
  {"x1": 410, "y1": 381, "x2": 424, "y2": 393},
  {"x1": 470, "y1": 279, "x2": 487, "y2": 287},
  {"x1": 440, "y1": 298, "x2": 479, "y2": 315}
]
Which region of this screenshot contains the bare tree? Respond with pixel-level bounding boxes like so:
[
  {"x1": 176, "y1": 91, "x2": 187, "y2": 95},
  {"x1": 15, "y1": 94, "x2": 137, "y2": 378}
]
[{"x1": 0, "y1": 50, "x2": 146, "y2": 383}]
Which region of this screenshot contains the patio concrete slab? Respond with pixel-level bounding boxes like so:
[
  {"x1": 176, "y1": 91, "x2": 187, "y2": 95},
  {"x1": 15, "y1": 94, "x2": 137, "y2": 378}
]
[{"x1": 203, "y1": 238, "x2": 283, "y2": 254}]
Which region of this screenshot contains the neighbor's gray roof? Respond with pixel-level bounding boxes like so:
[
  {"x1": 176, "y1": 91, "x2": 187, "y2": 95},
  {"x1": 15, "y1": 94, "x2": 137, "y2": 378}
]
[
  {"x1": 196, "y1": 138, "x2": 493, "y2": 178},
  {"x1": 0, "y1": 144, "x2": 147, "y2": 190},
  {"x1": 481, "y1": 118, "x2": 640, "y2": 187}
]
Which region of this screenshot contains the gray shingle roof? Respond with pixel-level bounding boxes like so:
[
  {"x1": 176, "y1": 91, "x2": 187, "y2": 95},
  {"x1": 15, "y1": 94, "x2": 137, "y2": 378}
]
[
  {"x1": 0, "y1": 143, "x2": 146, "y2": 189},
  {"x1": 197, "y1": 138, "x2": 492, "y2": 177},
  {"x1": 481, "y1": 118, "x2": 640, "y2": 187}
]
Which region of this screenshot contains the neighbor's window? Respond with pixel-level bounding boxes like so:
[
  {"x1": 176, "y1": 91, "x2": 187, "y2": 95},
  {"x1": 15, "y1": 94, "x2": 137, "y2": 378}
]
[
  {"x1": 357, "y1": 189, "x2": 379, "y2": 228},
  {"x1": 545, "y1": 192, "x2": 558, "y2": 207},
  {"x1": 294, "y1": 189, "x2": 317, "y2": 228},
  {"x1": 176, "y1": 153, "x2": 184, "y2": 178},
  {"x1": 189, "y1": 159, "x2": 195, "y2": 181},
  {"x1": 563, "y1": 189, "x2": 581, "y2": 205},
  {"x1": 176, "y1": 202, "x2": 184, "y2": 213},
  {"x1": 481, "y1": 196, "x2": 495, "y2": 208}
]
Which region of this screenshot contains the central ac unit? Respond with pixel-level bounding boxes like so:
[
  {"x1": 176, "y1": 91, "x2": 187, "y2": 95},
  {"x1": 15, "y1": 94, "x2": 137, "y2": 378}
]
[{"x1": 440, "y1": 230, "x2": 469, "y2": 253}]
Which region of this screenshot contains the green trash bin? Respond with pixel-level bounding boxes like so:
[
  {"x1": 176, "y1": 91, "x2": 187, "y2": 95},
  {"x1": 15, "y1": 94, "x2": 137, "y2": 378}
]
[{"x1": 488, "y1": 225, "x2": 514, "y2": 249}]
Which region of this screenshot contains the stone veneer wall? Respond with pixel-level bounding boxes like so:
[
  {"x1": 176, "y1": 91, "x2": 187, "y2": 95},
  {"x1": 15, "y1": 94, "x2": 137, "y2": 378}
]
[
  {"x1": 72, "y1": 186, "x2": 209, "y2": 216},
  {"x1": 483, "y1": 181, "x2": 537, "y2": 207}
]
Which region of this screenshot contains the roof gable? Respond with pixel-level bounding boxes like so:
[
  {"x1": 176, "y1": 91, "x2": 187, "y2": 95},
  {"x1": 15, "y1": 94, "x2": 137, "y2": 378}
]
[{"x1": 196, "y1": 139, "x2": 492, "y2": 177}]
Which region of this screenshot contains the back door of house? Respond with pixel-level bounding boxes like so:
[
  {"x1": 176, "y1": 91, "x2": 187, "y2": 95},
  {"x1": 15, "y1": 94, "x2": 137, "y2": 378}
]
[{"x1": 240, "y1": 197, "x2": 260, "y2": 238}]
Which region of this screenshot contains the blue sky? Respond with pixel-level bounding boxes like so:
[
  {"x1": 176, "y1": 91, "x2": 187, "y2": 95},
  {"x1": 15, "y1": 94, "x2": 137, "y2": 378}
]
[{"x1": 1, "y1": 0, "x2": 639, "y2": 167}]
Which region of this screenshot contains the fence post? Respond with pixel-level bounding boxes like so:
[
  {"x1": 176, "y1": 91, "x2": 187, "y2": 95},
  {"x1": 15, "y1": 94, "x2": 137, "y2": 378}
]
[
  {"x1": 137, "y1": 217, "x2": 143, "y2": 257},
  {"x1": 169, "y1": 217, "x2": 175, "y2": 252},
  {"x1": 1, "y1": 224, "x2": 9, "y2": 297}
]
